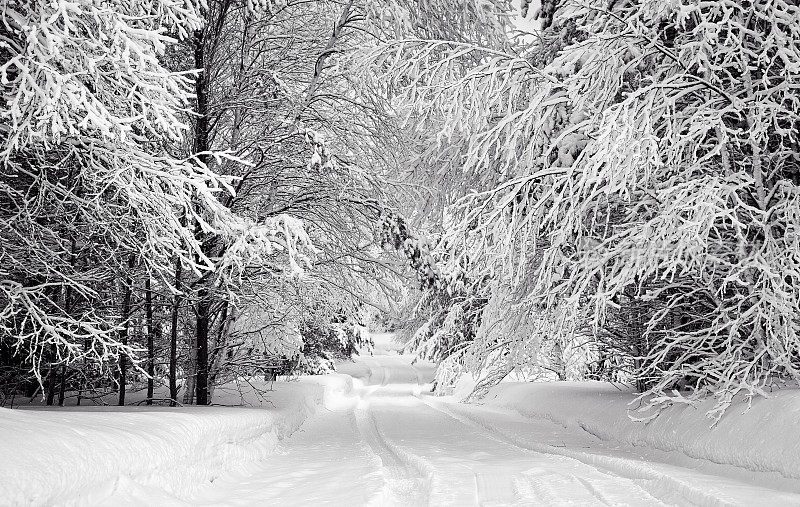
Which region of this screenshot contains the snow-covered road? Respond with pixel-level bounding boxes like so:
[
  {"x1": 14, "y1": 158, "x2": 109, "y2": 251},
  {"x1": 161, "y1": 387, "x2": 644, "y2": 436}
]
[{"x1": 191, "y1": 347, "x2": 800, "y2": 506}]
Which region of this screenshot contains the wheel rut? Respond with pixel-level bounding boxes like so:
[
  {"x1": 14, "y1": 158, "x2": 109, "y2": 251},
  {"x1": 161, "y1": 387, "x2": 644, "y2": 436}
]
[
  {"x1": 413, "y1": 394, "x2": 694, "y2": 506},
  {"x1": 360, "y1": 361, "x2": 664, "y2": 506},
  {"x1": 354, "y1": 400, "x2": 431, "y2": 505}
]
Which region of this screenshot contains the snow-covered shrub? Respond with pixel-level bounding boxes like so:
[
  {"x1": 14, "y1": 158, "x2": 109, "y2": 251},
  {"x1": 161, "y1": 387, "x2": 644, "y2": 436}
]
[
  {"x1": 300, "y1": 318, "x2": 371, "y2": 363},
  {"x1": 298, "y1": 355, "x2": 337, "y2": 375}
]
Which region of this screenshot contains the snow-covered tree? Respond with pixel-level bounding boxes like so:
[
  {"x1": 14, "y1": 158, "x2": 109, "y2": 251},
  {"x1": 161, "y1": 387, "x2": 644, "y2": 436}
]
[
  {"x1": 0, "y1": 0, "x2": 306, "y2": 402},
  {"x1": 161, "y1": 0, "x2": 432, "y2": 403},
  {"x1": 371, "y1": 0, "x2": 800, "y2": 421}
]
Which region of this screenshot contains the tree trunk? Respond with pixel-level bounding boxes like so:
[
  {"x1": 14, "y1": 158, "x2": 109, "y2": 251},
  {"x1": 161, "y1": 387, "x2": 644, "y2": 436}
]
[
  {"x1": 57, "y1": 365, "x2": 67, "y2": 406},
  {"x1": 145, "y1": 277, "x2": 157, "y2": 405},
  {"x1": 45, "y1": 347, "x2": 58, "y2": 406},
  {"x1": 192, "y1": 27, "x2": 212, "y2": 406},
  {"x1": 118, "y1": 254, "x2": 136, "y2": 406},
  {"x1": 208, "y1": 302, "x2": 232, "y2": 400},
  {"x1": 169, "y1": 258, "x2": 183, "y2": 407},
  {"x1": 57, "y1": 244, "x2": 76, "y2": 406},
  {"x1": 183, "y1": 335, "x2": 196, "y2": 405},
  {"x1": 195, "y1": 291, "x2": 211, "y2": 405}
]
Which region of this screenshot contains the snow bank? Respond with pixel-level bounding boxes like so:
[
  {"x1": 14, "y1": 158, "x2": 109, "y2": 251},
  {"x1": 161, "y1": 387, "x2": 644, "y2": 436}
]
[
  {"x1": 480, "y1": 381, "x2": 800, "y2": 480},
  {"x1": 0, "y1": 375, "x2": 357, "y2": 506}
]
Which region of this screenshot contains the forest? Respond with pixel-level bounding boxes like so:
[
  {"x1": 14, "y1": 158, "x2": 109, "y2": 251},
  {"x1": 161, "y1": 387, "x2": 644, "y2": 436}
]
[{"x1": 1, "y1": 0, "x2": 799, "y2": 427}]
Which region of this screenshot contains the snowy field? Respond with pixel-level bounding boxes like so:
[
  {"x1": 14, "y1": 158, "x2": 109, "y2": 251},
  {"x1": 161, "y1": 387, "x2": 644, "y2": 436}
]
[{"x1": 2, "y1": 333, "x2": 800, "y2": 506}]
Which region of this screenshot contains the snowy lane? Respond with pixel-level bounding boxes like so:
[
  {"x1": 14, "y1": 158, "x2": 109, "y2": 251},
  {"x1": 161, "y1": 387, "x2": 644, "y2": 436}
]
[
  {"x1": 356, "y1": 361, "x2": 663, "y2": 506},
  {"x1": 189, "y1": 353, "x2": 800, "y2": 506},
  {"x1": 354, "y1": 398, "x2": 431, "y2": 505},
  {"x1": 194, "y1": 401, "x2": 383, "y2": 507}
]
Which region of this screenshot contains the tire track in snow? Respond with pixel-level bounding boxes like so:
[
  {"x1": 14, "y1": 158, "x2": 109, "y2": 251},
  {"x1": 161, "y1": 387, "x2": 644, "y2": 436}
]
[
  {"x1": 354, "y1": 400, "x2": 432, "y2": 505},
  {"x1": 364, "y1": 360, "x2": 391, "y2": 387},
  {"x1": 511, "y1": 468, "x2": 616, "y2": 506},
  {"x1": 413, "y1": 394, "x2": 731, "y2": 506},
  {"x1": 408, "y1": 364, "x2": 521, "y2": 506},
  {"x1": 411, "y1": 363, "x2": 422, "y2": 385},
  {"x1": 471, "y1": 467, "x2": 524, "y2": 506},
  {"x1": 408, "y1": 395, "x2": 618, "y2": 506},
  {"x1": 380, "y1": 365, "x2": 391, "y2": 387}
]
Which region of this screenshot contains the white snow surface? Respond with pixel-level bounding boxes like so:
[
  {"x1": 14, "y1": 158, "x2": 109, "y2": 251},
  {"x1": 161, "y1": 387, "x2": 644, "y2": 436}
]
[
  {"x1": 0, "y1": 377, "x2": 355, "y2": 505},
  {"x1": 479, "y1": 381, "x2": 800, "y2": 480},
  {"x1": 2, "y1": 333, "x2": 799, "y2": 506}
]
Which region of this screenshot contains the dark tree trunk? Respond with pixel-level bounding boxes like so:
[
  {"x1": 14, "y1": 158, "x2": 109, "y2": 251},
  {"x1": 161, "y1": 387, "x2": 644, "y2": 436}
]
[
  {"x1": 47, "y1": 258, "x2": 76, "y2": 406},
  {"x1": 192, "y1": 27, "x2": 212, "y2": 406},
  {"x1": 193, "y1": 28, "x2": 210, "y2": 163},
  {"x1": 45, "y1": 348, "x2": 58, "y2": 406},
  {"x1": 57, "y1": 366, "x2": 67, "y2": 406},
  {"x1": 58, "y1": 263, "x2": 74, "y2": 407},
  {"x1": 208, "y1": 300, "x2": 229, "y2": 397},
  {"x1": 145, "y1": 277, "x2": 157, "y2": 405},
  {"x1": 118, "y1": 255, "x2": 136, "y2": 406},
  {"x1": 169, "y1": 258, "x2": 182, "y2": 407},
  {"x1": 195, "y1": 290, "x2": 210, "y2": 406}
]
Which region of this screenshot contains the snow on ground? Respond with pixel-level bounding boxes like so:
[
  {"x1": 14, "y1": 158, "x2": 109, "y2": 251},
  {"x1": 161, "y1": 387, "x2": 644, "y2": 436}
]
[
  {"x1": 478, "y1": 381, "x2": 800, "y2": 481},
  {"x1": 439, "y1": 381, "x2": 800, "y2": 506},
  {"x1": 0, "y1": 376, "x2": 356, "y2": 506},
  {"x1": 195, "y1": 347, "x2": 800, "y2": 506},
  {"x1": 3, "y1": 334, "x2": 800, "y2": 506}
]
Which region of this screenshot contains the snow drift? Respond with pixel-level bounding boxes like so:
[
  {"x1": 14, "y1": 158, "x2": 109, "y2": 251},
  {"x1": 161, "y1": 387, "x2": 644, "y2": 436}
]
[
  {"x1": 0, "y1": 375, "x2": 356, "y2": 506},
  {"x1": 480, "y1": 381, "x2": 800, "y2": 480}
]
